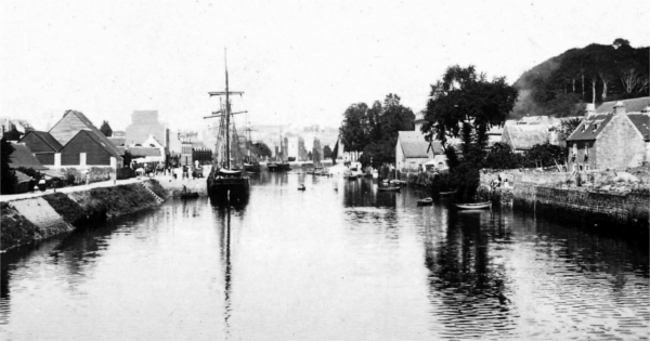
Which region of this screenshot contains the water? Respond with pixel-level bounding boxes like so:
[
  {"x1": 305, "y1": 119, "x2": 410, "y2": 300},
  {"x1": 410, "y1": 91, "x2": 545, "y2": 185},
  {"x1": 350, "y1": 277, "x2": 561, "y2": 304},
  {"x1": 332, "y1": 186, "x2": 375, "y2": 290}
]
[{"x1": 1, "y1": 173, "x2": 648, "y2": 340}]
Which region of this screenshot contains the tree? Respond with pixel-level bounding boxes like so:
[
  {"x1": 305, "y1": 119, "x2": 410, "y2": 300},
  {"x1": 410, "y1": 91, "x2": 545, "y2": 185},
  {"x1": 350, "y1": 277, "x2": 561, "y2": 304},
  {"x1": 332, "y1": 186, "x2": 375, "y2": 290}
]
[
  {"x1": 1, "y1": 137, "x2": 17, "y2": 194},
  {"x1": 613, "y1": 38, "x2": 630, "y2": 49},
  {"x1": 339, "y1": 103, "x2": 370, "y2": 153},
  {"x1": 100, "y1": 120, "x2": 113, "y2": 137},
  {"x1": 422, "y1": 65, "x2": 518, "y2": 201},
  {"x1": 522, "y1": 143, "x2": 567, "y2": 168},
  {"x1": 422, "y1": 65, "x2": 518, "y2": 154},
  {"x1": 484, "y1": 142, "x2": 523, "y2": 169},
  {"x1": 323, "y1": 145, "x2": 332, "y2": 159}
]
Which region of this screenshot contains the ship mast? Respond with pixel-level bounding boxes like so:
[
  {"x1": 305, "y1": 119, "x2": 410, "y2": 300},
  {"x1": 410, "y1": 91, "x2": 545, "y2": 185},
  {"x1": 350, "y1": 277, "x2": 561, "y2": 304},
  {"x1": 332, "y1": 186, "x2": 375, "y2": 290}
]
[
  {"x1": 205, "y1": 49, "x2": 247, "y2": 170},
  {"x1": 225, "y1": 52, "x2": 230, "y2": 169}
]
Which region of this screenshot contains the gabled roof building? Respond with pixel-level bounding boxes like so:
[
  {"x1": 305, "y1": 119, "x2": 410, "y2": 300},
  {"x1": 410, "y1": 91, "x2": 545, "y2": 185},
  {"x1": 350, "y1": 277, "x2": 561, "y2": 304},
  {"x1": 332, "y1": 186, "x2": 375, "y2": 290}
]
[
  {"x1": 566, "y1": 101, "x2": 646, "y2": 171},
  {"x1": 18, "y1": 131, "x2": 63, "y2": 165}
]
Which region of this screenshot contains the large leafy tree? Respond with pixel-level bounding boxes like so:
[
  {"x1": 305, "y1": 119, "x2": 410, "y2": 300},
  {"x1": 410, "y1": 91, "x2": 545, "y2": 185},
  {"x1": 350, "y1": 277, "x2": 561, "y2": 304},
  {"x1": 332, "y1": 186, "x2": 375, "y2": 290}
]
[
  {"x1": 422, "y1": 65, "x2": 518, "y2": 153},
  {"x1": 339, "y1": 94, "x2": 414, "y2": 169},
  {"x1": 339, "y1": 103, "x2": 370, "y2": 153},
  {"x1": 422, "y1": 65, "x2": 517, "y2": 201},
  {"x1": 1, "y1": 137, "x2": 17, "y2": 194}
]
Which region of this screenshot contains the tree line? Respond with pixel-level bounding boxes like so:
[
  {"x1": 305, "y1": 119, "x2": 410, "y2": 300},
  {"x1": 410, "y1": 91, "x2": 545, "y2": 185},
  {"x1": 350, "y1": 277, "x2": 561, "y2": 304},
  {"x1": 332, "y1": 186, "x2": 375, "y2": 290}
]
[
  {"x1": 338, "y1": 94, "x2": 414, "y2": 169},
  {"x1": 513, "y1": 38, "x2": 649, "y2": 118}
]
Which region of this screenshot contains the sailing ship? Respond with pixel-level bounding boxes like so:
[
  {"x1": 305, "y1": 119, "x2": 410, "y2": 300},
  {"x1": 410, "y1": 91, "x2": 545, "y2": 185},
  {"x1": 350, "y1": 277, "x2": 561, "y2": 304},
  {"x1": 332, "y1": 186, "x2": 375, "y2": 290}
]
[
  {"x1": 267, "y1": 132, "x2": 291, "y2": 172},
  {"x1": 243, "y1": 127, "x2": 261, "y2": 173},
  {"x1": 206, "y1": 53, "x2": 250, "y2": 201}
]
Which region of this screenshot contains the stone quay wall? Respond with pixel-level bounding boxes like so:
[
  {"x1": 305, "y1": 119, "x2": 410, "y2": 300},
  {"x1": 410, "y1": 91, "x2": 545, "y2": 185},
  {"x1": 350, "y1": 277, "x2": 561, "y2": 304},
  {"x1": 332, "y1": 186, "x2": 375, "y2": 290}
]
[
  {"x1": 480, "y1": 169, "x2": 650, "y2": 229},
  {"x1": 1, "y1": 180, "x2": 167, "y2": 252}
]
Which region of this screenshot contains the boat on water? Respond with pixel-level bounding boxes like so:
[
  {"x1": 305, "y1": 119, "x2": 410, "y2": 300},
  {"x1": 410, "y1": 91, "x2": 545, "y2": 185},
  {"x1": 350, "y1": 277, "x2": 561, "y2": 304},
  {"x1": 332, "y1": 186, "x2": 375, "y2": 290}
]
[
  {"x1": 206, "y1": 53, "x2": 250, "y2": 201},
  {"x1": 244, "y1": 162, "x2": 261, "y2": 173},
  {"x1": 455, "y1": 201, "x2": 492, "y2": 210},
  {"x1": 378, "y1": 186, "x2": 401, "y2": 192},
  {"x1": 180, "y1": 192, "x2": 199, "y2": 199},
  {"x1": 298, "y1": 184, "x2": 306, "y2": 191},
  {"x1": 439, "y1": 190, "x2": 457, "y2": 197},
  {"x1": 268, "y1": 162, "x2": 291, "y2": 172},
  {"x1": 417, "y1": 197, "x2": 433, "y2": 205}
]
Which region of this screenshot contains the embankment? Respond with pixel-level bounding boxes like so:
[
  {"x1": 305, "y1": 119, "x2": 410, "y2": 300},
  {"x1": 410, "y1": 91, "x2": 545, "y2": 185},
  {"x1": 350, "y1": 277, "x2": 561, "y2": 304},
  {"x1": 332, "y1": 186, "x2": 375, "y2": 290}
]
[
  {"x1": 481, "y1": 169, "x2": 650, "y2": 231},
  {"x1": 1, "y1": 180, "x2": 167, "y2": 252}
]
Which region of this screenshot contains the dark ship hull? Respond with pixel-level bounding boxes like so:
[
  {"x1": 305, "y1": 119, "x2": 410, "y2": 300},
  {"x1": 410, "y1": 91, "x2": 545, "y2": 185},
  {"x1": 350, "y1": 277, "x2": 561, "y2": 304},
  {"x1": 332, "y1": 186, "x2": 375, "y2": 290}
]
[
  {"x1": 207, "y1": 169, "x2": 250, "y2": 202},
  {"x1": 267, "y1": 162, "x2": 291, "y2": 172}
]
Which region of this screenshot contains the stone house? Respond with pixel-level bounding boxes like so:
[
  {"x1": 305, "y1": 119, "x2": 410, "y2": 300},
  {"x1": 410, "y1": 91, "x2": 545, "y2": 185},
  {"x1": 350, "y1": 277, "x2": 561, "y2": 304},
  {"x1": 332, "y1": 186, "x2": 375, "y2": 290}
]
[{"x1": 566, "y1": 102, "x2": 645, "y2": 171}]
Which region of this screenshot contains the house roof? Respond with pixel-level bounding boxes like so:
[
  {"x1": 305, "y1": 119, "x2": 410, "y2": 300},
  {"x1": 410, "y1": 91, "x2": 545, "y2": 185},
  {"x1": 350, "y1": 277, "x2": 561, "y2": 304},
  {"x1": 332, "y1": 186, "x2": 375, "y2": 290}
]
[
  {"x1": 20, "y1": 131, "x2": 63, "y2": 152},
  {"x1": 428, "y1": 141, "x2": 444, "y2": 155},
  {"x1": 50, "y1": 110, "x2": 123, "y2": 158},
  {"x1": 129, "y1": 146, "x2": 162, "y2": 157},
  {"x1": 566, "y1": 114, "x2": 612, "y2": 141},
  {"x1": 8, "y1": 142, "x2": 47, "y2": 170},
  {"x1": 504, "y1": 124, "x2": 549, "y2": 150},
  {"x1": 627, "y1": 114, "x2": 650, "y2": 141},
  {"x1": 67, "y1": 130, "x2": 124, "y2": 160},
  {"x1": 398, "y1": 131, "x2": 430, "y2": 158},
  {"x1": 596, "y1": 97, "x2": 650, "y2": 114}
]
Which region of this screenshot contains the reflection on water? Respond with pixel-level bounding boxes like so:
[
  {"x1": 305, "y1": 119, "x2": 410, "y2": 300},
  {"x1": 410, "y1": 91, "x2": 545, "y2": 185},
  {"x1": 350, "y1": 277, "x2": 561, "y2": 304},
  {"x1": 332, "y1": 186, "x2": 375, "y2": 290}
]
[{"x1": 1, "y1": 174, "x2": 648, "y2": 340}]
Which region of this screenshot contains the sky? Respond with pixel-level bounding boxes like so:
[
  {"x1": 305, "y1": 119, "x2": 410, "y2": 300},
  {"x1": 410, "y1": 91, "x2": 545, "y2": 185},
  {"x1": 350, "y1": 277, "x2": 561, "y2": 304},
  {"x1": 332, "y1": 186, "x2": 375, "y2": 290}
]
[{"x1": 1, "y1": 0, "x2": 649, "y2": 133}]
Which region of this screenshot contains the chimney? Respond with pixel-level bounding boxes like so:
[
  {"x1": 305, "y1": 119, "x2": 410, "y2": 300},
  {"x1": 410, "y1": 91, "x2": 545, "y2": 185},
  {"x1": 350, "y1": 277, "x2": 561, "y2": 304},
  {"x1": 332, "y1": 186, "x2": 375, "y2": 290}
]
[
  {"x1": 585, "y1": 103, "x2": 596, "y2": 118},
  {"x1": 613, "y1": 101, "x2": 626, "y2": 115}
]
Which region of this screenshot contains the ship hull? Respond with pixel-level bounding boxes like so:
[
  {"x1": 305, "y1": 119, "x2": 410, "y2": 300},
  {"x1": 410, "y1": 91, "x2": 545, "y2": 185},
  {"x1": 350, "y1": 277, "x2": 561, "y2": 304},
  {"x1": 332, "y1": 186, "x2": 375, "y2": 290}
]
[{"x1": 207, "y1": 175, "x2": 250, "y2": 202}]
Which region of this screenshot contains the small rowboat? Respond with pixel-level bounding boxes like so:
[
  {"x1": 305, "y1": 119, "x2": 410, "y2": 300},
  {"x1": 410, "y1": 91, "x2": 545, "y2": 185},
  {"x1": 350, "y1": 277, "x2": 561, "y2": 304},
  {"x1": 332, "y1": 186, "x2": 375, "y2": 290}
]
[
  {"x1": 439, "y1": 190, "x2": 456, "y2": 196},
  {"x1": 180, "y1": 192, "x2": 199, "y2": 199},
  {"x1": 417, "y1": 197, "x2": 433, "y2": 205},
  {"x1": 298, "y1": 184, "x2": 306, "y2": 191},
  {"x1": 378, "y1": 186, "x2": 401, "y2": 192},
  {"x1": 455, "y1": 201, "x2": 491, "y2": 210}
]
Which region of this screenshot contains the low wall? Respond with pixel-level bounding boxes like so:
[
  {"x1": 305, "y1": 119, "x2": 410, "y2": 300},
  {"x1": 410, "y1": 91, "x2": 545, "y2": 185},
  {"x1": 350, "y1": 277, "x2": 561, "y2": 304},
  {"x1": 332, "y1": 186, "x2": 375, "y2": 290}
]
[
  {"x1": 481, "y1": 169, "x2": 650, "y2": 230},
  {"x1": 1, "y1": 180, "x2": 167, "y2": 252}
]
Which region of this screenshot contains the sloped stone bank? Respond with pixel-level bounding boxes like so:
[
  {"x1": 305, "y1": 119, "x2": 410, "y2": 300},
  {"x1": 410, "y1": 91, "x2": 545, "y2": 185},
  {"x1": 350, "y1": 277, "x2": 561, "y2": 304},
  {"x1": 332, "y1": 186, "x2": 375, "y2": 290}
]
[{"x1": 1, "y1": 180, "x2": 166, "y2": 252}]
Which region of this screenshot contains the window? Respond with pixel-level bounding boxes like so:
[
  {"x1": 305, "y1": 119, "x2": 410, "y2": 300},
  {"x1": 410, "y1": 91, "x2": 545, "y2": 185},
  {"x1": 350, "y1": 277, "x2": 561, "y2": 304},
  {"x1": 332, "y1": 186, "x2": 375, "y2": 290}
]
[{"x1": 572, "y1": 144, "x2": 578, "y2": 156}]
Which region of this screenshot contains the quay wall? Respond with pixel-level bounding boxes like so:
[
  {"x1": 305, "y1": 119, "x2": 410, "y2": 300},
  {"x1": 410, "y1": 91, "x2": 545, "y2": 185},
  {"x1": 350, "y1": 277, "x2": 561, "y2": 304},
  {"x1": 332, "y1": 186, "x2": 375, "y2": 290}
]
[
  {"x1": 1, "y1": 180, "x2": 167, "y2": 252},
  {"x1": 480, "y1": 169, "x2": 650, "y2": 229}
]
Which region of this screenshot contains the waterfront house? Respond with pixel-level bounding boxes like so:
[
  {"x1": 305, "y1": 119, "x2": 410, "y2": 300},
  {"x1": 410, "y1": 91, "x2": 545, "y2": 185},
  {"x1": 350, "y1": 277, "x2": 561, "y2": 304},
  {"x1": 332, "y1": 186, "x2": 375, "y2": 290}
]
[
  {"x1": 395, "y1": 131, "x2": 434, "y2": 171},
  {"x1": 59, "y1": 130, "x2": 123, "y2": 168},
  {"x1": 18, "y1": 131, "x2": 63, "y2": 166},
  {"x1": 566, "y1": 101, "x2": 645, "y2": 171}
]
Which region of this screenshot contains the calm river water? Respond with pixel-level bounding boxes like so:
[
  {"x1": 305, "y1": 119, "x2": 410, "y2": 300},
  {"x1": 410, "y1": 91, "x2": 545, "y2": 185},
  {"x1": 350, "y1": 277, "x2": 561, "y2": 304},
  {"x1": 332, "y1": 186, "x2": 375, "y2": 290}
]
[{"x1": 1, "y1": 173, "x2": 648, "y2": 340}]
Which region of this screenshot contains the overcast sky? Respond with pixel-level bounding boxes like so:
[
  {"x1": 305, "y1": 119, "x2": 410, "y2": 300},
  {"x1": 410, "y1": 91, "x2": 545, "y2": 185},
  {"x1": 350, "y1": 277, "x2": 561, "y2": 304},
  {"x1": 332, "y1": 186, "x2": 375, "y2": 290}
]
[{"x1": 1, "y1": 0, "x2": 648, "y2": 132}]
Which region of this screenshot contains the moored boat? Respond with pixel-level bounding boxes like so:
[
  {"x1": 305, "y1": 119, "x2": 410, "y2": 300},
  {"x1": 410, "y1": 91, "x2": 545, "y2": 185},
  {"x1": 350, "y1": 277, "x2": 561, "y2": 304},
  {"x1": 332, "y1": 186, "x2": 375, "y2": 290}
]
[
  {"x1": 205, "y1": 53, "x2": 250, "y2": 201},
  {"x1": 455, "y1": 201, "x2": 491, "y2": 210},
  {"x1": 378, "y1": 186, "x2": 401, "y2": 192},
  {"x1": 417, "y1": 197, "x2": 433, "y2": 205},
  {"x1": 439, "y1": 190, "x2": 457, "y2": 197}
]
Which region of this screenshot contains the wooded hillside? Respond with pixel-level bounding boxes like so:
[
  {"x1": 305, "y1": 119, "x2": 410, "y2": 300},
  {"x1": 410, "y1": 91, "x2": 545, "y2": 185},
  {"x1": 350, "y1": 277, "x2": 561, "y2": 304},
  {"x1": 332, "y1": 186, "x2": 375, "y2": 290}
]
[{"x1": 512, "y1": 39, "x2": 649, "y2": 118}]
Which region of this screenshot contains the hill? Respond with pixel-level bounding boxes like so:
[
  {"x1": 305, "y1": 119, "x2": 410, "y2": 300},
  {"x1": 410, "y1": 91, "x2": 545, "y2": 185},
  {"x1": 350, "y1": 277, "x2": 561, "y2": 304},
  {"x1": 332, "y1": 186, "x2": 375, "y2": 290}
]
[{"x1": 512, "y1": 38, "x2": 649, "y2": 118}]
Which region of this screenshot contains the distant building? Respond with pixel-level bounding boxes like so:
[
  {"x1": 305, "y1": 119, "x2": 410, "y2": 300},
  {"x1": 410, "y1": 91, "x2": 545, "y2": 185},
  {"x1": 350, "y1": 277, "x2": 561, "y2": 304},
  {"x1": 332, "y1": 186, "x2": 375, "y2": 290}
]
[
  {"x1": 124, "y1": 110, "x2": 166, "y2": 146},
  {"x1": 566, "y1": 102, "x2": 646, "y2": 171},
  {"x1": 18, "y1": 131, "x2": 62, "y2": 166}
]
